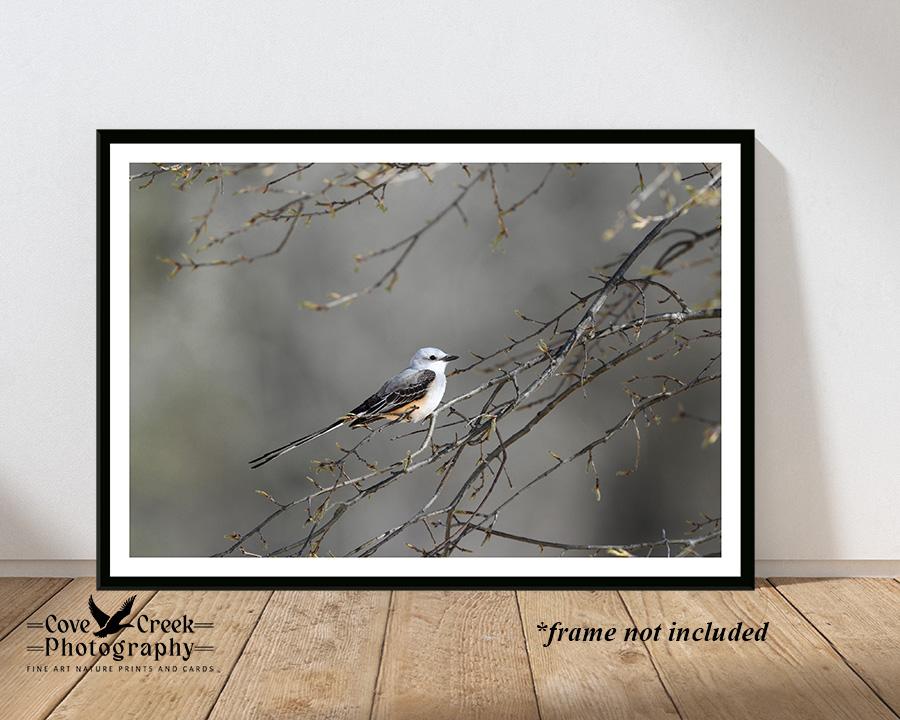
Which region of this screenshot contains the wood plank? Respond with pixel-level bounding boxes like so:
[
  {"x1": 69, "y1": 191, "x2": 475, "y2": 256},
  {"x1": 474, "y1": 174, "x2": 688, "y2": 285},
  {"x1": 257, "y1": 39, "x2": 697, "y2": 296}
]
[
  {"x1": 208, "y1": 590, "x2": 391, "y2": 720},
  {"x1": 518, "y1": 590, "x2": 678, "y2": 719},
  {"x1": 372, "y1": 591, "x2": 540, "y2": 720},
  {"x1": 48, "y1": 589, "x2": 271, "y2": 720},
  {"x1": 770, "y1": 577, "x2": 900, "y2": 714},
  {"x1": 620, "y1": 581, "x2": 895, "y2": 719},
  {"x1": 0, "y1": 578, "x2": 154, "y2": 720},
  {"x1": 0, "y1": 578, "x2": 70, "y2": 640}
]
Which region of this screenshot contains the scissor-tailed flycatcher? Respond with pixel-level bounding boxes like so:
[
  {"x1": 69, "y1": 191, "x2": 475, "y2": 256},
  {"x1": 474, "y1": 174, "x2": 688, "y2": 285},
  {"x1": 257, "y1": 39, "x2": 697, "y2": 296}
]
[{"x1": 249, "y1": 347, "x2": 459, "y2": 469}]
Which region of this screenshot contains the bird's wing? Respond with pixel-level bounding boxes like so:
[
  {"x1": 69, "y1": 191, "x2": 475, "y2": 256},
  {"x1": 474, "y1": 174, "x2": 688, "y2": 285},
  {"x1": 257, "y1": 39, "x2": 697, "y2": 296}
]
[
  {"x1": 88, "y1": 595, "x2": 109, "y2": 627},
  {"x1": 348, "y1": 369, "x2": 435, "y2": 422},
  {"x1": 108, "y1": 595, "x2": 137, "y2": 626}
]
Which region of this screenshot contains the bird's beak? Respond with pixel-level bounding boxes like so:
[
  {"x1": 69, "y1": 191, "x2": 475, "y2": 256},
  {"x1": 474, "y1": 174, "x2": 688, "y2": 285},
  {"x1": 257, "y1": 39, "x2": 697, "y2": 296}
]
[{"x1": 443, "y1": 354, "x2": 459, "y2": 362}]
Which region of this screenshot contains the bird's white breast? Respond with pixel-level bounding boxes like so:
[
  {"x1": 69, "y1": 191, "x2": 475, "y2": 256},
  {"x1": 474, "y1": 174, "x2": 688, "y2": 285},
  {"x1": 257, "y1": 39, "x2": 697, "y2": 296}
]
[{"x1": 410, "y1": 372, "x2": 446, "y2": 422}]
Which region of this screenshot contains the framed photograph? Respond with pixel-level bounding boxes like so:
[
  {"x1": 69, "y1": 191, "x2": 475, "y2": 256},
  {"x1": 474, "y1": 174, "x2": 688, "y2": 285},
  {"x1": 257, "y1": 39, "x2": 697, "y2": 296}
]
[{"x1": 98, "y1": 129, "x2": 753, "y2": 589}]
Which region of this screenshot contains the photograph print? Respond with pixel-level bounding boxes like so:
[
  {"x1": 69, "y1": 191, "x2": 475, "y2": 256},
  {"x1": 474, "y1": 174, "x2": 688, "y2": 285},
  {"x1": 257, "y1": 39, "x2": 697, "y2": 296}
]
[{"x1": 99, "y1": 130, "x2": 752, "y2": 588}]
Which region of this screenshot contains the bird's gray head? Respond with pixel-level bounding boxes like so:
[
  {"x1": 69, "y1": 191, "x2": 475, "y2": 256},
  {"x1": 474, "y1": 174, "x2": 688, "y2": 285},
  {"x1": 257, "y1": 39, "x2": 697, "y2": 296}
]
[{"x1": 409, "y1": 347, "x2": 459, "y2": 372}]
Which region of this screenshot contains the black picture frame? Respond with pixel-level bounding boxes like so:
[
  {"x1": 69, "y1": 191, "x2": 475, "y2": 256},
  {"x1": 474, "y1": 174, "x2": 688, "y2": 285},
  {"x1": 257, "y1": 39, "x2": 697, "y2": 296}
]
[{"x1": 98, "y1": 129, "x2": 754, "y2": 590}]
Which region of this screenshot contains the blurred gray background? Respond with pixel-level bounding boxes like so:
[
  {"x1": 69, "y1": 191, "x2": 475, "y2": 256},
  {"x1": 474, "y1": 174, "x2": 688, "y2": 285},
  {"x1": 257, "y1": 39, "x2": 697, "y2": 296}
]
[{"x1": 129, "y1": 163, "x2": 721, "y2": 558}]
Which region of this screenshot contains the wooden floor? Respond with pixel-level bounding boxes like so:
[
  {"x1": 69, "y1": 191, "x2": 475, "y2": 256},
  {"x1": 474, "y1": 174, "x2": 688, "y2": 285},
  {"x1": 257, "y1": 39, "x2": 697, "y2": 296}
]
[{"x1": 0, "y1": 578, "x2": 897, "y2": 719}]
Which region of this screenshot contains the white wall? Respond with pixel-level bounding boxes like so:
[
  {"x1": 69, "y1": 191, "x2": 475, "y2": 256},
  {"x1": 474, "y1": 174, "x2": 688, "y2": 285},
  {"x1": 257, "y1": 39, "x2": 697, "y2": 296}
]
[{"x1": 1, "y1": 2, "x2": 897, "y2": 567}]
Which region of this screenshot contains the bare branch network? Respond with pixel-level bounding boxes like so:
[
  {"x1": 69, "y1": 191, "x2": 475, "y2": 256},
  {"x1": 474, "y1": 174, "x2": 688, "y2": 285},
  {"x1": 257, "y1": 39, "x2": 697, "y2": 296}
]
[{"x1": 132, "y1": 162, "x2": 723, "y2": 559}]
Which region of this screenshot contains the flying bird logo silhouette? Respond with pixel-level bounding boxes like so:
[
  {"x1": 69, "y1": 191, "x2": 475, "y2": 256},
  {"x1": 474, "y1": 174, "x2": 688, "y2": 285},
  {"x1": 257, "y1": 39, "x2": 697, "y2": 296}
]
[{"x1": 88, "y1": 595, "x2": 137, "y2": 638}]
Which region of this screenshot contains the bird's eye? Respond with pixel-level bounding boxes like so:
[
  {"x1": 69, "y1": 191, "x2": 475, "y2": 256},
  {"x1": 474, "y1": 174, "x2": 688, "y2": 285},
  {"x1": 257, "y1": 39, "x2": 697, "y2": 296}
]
[{"x1": 429, "y1": 355, "x2": 436, "y2": 360}]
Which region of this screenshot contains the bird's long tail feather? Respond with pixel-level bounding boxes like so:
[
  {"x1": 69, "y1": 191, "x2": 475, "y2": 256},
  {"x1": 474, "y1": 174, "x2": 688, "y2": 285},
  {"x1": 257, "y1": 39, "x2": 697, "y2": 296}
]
[{"x1": 248, "y1": 419, "x2": 345, "y2": 469}]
